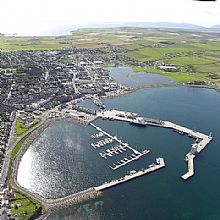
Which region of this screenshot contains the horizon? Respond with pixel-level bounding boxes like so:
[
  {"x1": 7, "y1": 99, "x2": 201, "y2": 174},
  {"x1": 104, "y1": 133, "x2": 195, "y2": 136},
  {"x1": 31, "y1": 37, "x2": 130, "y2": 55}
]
[
  {"x1": 1, "y1": 21, "x2": 220, "y2": 37},
  {"x1": 1, "y1": 0, "x2": 219, "y2": 36}
]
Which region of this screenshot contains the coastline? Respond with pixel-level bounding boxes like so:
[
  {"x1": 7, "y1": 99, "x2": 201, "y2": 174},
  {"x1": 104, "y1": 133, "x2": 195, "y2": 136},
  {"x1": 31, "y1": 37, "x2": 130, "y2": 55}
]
[{"x1": 10, "y1": 118, "x2": 103, "y2": 218}]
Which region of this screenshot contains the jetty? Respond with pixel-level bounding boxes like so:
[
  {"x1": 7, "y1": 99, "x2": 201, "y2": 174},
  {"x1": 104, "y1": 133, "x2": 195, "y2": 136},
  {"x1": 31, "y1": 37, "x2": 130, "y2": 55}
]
[
  {"x1": 95, "y1": 157, "x2": 165, "y2": 191},
  {"x1": 109, "y1": 149, "x2": 150, "y2": 170},
  {"x1": 90, "y1": 123, "x2": 141, "y2": 155},
  {"x1": 97, "y1": 109, "x2": 213, "y2": 180},
  {"x1": 181, "y1": 154, "x2": 194, "y2": 180},
  {"x1": 100, "y1": 144, "x2": 127, "y2": 158},
  {"x1": 90, "y1": 122, "x2": 152, "y2": 169}
]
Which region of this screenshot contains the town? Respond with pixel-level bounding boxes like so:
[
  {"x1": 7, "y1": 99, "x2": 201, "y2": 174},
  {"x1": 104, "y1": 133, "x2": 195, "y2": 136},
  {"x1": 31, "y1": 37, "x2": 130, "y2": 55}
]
[
  {"x1": 0, "y1": 46, "x2": 134, "y2": 219},
  {"x1": 0, "y1": 40, "x2": 215, "y2": 219},
  {"x1": 0, "y1": 43, "x2": 181, "y2": 187}
]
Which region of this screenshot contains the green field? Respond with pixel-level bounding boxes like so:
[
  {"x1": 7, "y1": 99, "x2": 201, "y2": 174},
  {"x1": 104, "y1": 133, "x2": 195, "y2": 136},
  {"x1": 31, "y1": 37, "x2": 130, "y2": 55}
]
[
  {"x1": 1, "y1": 28, "x2": 220, "y2": 86},
  {"x1": 0, "y1": 36, "x2": 72, "y2": 50},
  {"x1": 132, "y1": 66, "x2": 212, "y2": 83}
]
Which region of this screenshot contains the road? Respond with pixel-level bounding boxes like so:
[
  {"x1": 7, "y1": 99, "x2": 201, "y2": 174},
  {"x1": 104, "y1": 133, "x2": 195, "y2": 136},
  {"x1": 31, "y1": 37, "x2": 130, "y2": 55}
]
[{"x1": 0, "y1": 115, "x2": 44, "y2": 191}]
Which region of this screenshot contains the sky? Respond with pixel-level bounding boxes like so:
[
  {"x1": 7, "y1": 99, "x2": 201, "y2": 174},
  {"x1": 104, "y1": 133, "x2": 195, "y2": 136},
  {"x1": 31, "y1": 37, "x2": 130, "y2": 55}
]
[{"x1": 0, "y1": 0, "x2": 220, "y2": 36}]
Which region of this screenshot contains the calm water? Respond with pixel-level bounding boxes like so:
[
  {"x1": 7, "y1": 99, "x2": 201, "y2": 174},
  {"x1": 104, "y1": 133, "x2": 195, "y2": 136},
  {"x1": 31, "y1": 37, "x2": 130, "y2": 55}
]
[
  {"x1": 108, "y1": 67, "x2": 174, "y2": 87},
  {"x1": 17, "y1": 86, "x2": 220, "y2": 220}
]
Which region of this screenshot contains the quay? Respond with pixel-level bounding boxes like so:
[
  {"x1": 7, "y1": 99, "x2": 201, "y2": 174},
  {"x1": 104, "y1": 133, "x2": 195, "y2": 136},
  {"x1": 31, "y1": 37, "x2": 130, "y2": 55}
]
[
  {"x1": 162, "y1": 121, "x2": 213, "y2": 180},
  {"x1": 95, "y1": 157, "x2": 165, "y2": 191},
  {"x1": 96, "y1": 109, "x2": 213, "y2": 180},
  {"x1": 45, "y1": 187, "x2": 102, "y2": 211},
  {"x1": 42, "y1": 158, "x2": 165, "y2": 210}
]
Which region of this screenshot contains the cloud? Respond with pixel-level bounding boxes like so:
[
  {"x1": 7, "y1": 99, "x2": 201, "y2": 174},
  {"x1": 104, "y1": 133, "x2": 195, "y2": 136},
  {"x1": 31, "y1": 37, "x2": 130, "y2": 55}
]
[{"x1": 0, "y1": 0, "x2": 219, "y2": 35}]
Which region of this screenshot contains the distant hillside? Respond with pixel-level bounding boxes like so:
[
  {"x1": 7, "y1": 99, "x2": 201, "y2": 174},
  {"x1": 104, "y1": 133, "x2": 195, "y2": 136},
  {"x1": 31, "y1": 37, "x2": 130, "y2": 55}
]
[
  {"x1": 79, "y1": 22, "x2": 205, "y2": 30},
  {"x1": 211, "y1": 25, "x2": 220, "y2": 29}
]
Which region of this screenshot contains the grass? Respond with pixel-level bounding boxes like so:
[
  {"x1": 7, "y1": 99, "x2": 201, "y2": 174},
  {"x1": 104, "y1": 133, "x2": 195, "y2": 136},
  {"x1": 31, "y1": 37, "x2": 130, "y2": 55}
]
[
  {"x1": 124, "y1": 45, "x2": 200, "y2": 62},
  {"x1": 11, "y1": 192, "x2": 42, "y2": 220},
  {"x1": 8, "y1": 133, "x2": 30, "y2": 177},
  {"x1": 167, "y1": 56, "x2": 214, "y2": 66},
  {"x1": 192, "y1": 42, "x2": 220, "y2": 51},
  {"x1": 122, "y1": 43, "x2": 144, "y2": 50},
  {"x1": 15, "y1": 119, "x2": 27, "y2": 136},
  {"x1": 15, "y1": 118, "x2": 41, "y2": 137},
  {"x1": 194, "y1": 62, "x2": 220, "y2": 74},
  {"x1": 163, "y1": 72, "x2": 211, "y2": 82},
  {"x1": 7, "y1": 122, "x2": 44, "y2": 220},
  {"x1": 125, "y1": 47, "x2": 164, "y2": 61},
  {"x1": 132, "y1": 66, "x2": 211, "y2": 83},
  {"x1": 132, "y1": 66, "x2": 164, "y2": 74}
]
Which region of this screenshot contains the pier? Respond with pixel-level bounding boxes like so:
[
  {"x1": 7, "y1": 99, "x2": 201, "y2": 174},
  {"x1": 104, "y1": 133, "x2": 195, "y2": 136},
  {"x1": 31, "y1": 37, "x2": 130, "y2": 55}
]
[
  {"x1": 95, "y1": 157, "x2": 165, "y2": 191},
  {"x1": 162, "y1": 121, "x2": 213, "y2": 180},
  {"x1": 45, "y1": 188, "x2": 102, "y2": 211},
  {"x1": 97, "y1": 109, "x2": 213, "y2": 180},
  {"x1": 91, "y1": 137, "x2": 113, "y2": 149},
  {"x1": 181, "y1": 154, "x2": 194, "y2": 180},
  {"x1": 91, "y1": 132, "x2": 104, "y2": 139}
]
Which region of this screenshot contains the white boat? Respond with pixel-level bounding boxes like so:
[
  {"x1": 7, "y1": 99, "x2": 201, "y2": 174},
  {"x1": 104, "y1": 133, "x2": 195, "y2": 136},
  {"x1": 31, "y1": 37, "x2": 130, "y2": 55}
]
[{"x1": 130, "y1": 170, "x2": 137, "y2": 174}]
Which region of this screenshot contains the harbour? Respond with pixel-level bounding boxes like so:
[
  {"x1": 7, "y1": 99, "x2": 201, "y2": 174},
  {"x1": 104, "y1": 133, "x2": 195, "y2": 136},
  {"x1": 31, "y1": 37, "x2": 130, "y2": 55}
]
[
  {"x1": 17, "y1": 86, "x2": 220, "y2": 220},
  {"x1": 12, "y1": 118, "x2": 165, "y2": 211}
]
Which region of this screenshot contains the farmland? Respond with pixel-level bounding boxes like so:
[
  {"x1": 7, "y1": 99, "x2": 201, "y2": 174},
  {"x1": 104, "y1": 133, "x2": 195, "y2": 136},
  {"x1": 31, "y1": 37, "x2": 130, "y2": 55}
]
[{"x1": 1, "y1": 28, "x2": 220, "y2": 87}]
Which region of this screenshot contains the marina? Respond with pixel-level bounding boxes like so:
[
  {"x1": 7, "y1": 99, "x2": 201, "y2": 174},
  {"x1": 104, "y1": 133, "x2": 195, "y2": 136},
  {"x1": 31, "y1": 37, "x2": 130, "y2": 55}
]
[
  {"x1": 16, "y1": 86, "x2": 219, "y2": 220},
  {"x1": 109, "y1": 149, "x2": 150, "y2": 170},
  {"x1": 99, "y1": 145, "x2": 127, "y2": 159},
  {"x1": 90, "y1": 122, "x2": 142, "y2": 156},
  {"x1": 91, "y1": 137, "x2": 113, "y2": 149},
  {"x1": 97, "y1": 109, "x2": 213, "y2": 180},
  {"x1": 12, "y1": 119, "x2": 165, "y2": 211},
  {"x1": 90, "y1": 122, "x2": 151, "y2": 170}
]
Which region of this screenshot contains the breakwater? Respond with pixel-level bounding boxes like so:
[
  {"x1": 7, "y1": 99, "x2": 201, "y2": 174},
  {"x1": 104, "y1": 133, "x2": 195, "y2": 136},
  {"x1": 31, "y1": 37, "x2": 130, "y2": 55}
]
[{"x1": 97, "y1": 109, "x2": 213, "y2": 180}]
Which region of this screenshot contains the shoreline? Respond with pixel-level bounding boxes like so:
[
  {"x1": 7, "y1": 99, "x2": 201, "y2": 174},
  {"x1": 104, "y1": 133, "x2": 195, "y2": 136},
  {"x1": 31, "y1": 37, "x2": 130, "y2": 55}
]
[{"x1": 10, "y1": 118, "x2": 103, "y2": 217}]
